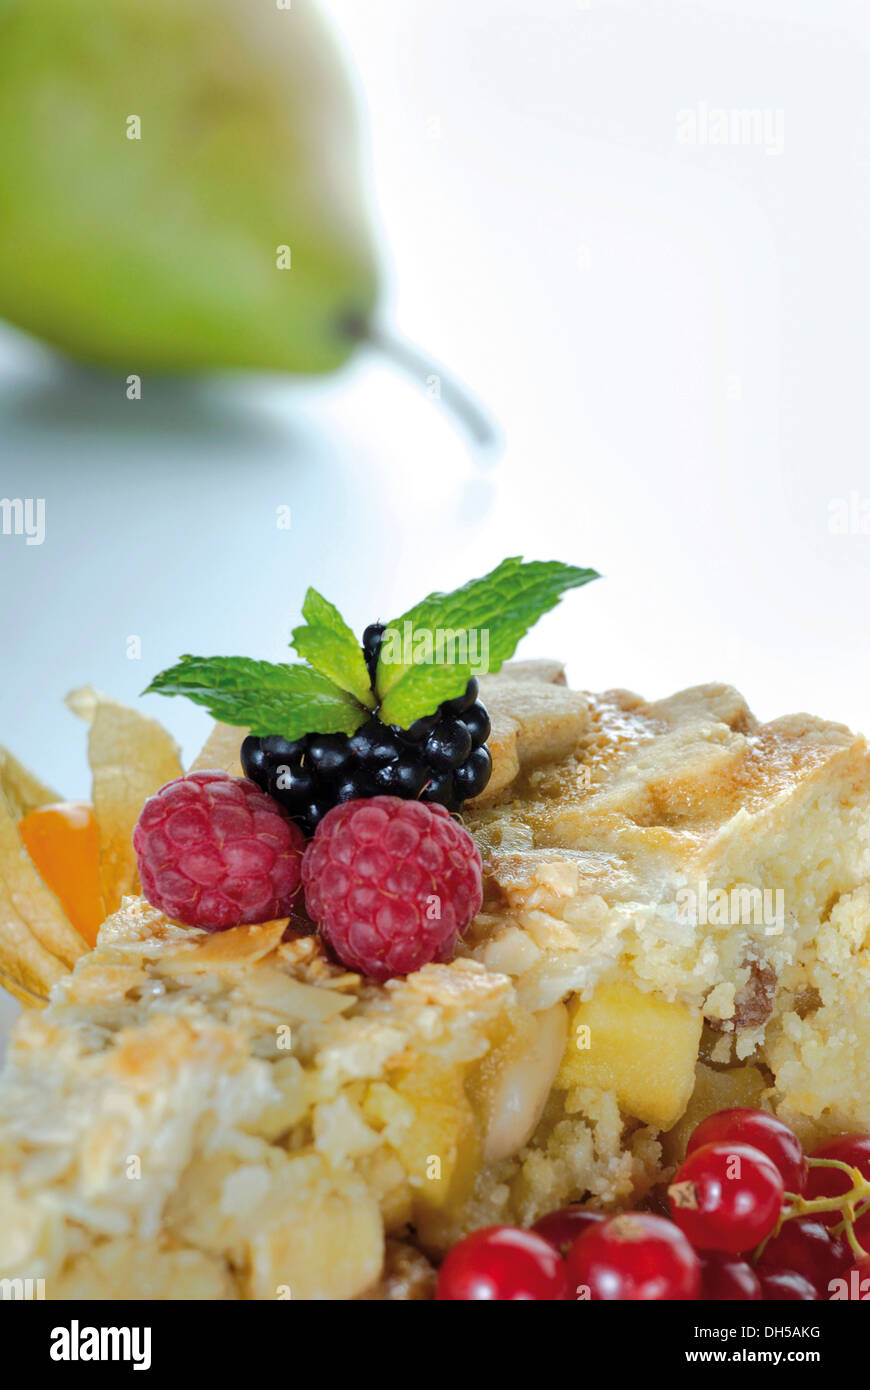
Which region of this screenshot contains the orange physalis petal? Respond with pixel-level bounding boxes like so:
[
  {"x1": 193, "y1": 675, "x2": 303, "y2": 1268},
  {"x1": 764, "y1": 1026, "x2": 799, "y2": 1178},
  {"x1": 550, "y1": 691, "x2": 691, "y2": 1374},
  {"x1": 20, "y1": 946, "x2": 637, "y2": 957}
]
[{"x1": 18, "y1": 801, "x2": 105, "y2": 948}]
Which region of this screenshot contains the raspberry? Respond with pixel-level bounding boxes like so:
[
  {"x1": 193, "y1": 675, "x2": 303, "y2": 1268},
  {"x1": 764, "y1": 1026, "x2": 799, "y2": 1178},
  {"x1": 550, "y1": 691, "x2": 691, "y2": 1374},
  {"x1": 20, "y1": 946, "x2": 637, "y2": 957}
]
[
  {"x1": 133, "y1": 771, "x2": 305, "y2": 930},
  {"x1": 301, "y1": 796, "x2": 483, "y2": 980}
]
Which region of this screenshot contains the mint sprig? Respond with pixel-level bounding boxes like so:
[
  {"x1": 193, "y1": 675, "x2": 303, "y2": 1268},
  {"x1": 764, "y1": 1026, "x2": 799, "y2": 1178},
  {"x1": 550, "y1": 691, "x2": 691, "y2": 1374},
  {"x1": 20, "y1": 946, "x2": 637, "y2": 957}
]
[
  {"x1": 145, "y1": 557, "x2": 599, "y2": 738},
  {"x1": 291, "y1": 588, "x2": 375, "y2": 708},
  {"x1": 374, "y1": 558, "x2": 599, "y2": 727},
  {"x1": 144, "y1": 656, "x2": 368, "y2": 740}
]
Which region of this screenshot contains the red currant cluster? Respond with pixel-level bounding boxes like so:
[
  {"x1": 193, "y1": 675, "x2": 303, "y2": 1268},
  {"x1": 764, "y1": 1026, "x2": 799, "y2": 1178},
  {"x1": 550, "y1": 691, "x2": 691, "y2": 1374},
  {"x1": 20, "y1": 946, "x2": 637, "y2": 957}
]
[{"x1": 436, "y1": 1109, "x2": 870, "y2": 1300}]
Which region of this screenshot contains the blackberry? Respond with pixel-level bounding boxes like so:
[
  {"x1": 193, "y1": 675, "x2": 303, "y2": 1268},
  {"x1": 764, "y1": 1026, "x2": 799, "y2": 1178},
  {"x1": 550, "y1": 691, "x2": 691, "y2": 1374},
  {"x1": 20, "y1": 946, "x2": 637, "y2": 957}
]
[
  {"x1": 362, "y1": 622, "x2": 385, "y2": 689},
  {"x1": 425, "y1": 717, "x2": 473, "y2": 770},
  {"x1": 396, "y1": 711, "x2": 440, "y2": 743},
  {"x1": 240, "y1": 623, "x2": 494, "y2": 833},
  {"x1": 306, "y1": 734, "x2": 351, "y2": 779},
  {"x1": 373, "y1": 756, "x2": 428, "y2": 797},
  {"x1": 348, "y1": 717, "x2": 399, "y2": 766},
  {"x1": 453, "y1": 746, "x2": 493, "y2": 800},
  {"x1": 442, "y1": 676, "x2": 478, "y2": 714},
  {"x1": 419, "y1": 767, "x2": 458, "y2": 811},
  {"x1": 335, "y1": 773, "x2": 377, "y2": 803},
  {"x1": 463, "y1": 700, "x2": 491, "y2": 749}
]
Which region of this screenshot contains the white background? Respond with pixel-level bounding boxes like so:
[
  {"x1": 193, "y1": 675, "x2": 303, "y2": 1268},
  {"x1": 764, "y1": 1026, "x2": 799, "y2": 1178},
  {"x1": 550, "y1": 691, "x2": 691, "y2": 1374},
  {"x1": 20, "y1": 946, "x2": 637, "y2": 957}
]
[{"x1": 1, "y1": 0, "x2": 869, "y2": 1030}]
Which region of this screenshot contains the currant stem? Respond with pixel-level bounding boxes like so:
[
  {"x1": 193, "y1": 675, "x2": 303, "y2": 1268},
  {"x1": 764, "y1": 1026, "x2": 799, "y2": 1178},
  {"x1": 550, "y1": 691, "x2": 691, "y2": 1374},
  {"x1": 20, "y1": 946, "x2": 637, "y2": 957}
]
[
  {"x1": 842, "y1": 1220, "x2": 868, "y2": 1261},
  {"x1": 753, "y1": 1158, "x2": 870, "y2": 1264},
  {"x1": 809, "y1": 1158, "x2": 861, "y2": 1175}
]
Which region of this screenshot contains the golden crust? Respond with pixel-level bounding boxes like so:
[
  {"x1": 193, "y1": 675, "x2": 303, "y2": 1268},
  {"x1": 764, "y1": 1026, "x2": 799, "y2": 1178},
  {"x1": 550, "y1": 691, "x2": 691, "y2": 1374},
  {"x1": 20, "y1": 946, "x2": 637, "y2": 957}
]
[
  {"x1": 470, "y1": 661, "x2": 589, "y2": 805},
  {"x1": 472, "y1": 682, "x2": 869, "y2": 879}
]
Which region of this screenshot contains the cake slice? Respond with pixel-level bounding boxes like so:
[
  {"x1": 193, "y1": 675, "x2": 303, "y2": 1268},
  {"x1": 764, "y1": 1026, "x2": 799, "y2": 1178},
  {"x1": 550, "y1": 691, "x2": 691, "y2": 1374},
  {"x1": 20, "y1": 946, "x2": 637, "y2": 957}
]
[
  {"x1": 465, "y1": 675, "x2": 870, "y2": 1200},
  {"x1": 0, "y1": 666, "x2": 869, "y2": 1298}
]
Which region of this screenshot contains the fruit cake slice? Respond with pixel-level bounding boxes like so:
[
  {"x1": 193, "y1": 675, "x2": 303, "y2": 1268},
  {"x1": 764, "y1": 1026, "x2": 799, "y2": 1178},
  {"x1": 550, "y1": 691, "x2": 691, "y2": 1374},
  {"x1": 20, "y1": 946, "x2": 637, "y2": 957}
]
[
  {"x1": 1, "y1": 665, "x2": 870, "y2": 1298},
  {"x1": 462, "y1": 672, "x2": 870, "y2": 1224}
]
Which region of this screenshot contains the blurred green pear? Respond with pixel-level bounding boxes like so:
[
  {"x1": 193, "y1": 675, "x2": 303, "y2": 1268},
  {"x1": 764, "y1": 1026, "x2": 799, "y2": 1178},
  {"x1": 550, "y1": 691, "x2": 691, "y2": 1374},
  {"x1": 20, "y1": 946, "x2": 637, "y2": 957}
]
[{"x1": 0, "y1": 0, "x2": 380, "y2": 374}]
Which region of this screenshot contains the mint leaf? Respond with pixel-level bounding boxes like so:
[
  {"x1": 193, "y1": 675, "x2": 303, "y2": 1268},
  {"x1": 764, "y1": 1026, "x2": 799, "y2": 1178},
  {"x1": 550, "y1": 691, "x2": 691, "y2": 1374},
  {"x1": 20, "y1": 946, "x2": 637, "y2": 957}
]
[
  {"x1": 375, "y1": 557, "x2": 599, "y2": 728},
  {"x1": 290, "y1": 588, "x2": 374, "y2": 708},
  {"x1": 145, "y1": 655, "x2": 367, "y2": 739},
  {"x1": 377, "y1": 661, "x2": 476, "y2": 730}
]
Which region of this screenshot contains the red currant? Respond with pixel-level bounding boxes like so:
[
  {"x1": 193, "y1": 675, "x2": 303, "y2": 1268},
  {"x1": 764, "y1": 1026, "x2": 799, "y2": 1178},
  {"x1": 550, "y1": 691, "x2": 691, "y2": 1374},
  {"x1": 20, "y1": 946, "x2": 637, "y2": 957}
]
[
  {"x1": 566, "y1": 1213, "x2": 700, "y2": 1301},
  {"x1": 532, "y1": 1205, "x2": 607, "y2": 1257},
  {"x1": 756, "y1": 1214, "x2": 850, "y2": 1296},
  {"x1": 436, "y1": 1226, "x2": 569, "y2": 1301},
  {"x1": 668, "y1": 1142, "x2": 784, "y2": 1253},
  {"x1": 759, "y1": 1270, "x2": 818, "y2": 1301},
  {"x1": 698, "y1": 1252, "x2": 762, "y2": 1300},
  {"x1": 687, "y1": 1108, "x2": 806, "y2": 1195},
  {"x1": 806, "y1": 1134, "x2": 870, "y2": 1224}
]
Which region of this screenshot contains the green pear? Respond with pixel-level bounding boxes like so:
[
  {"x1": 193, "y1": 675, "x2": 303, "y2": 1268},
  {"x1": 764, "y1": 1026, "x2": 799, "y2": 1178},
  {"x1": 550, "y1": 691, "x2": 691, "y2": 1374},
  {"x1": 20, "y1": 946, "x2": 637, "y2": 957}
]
[{"x1": 0, "y1": 0, "x2": 380, "y2": 374}]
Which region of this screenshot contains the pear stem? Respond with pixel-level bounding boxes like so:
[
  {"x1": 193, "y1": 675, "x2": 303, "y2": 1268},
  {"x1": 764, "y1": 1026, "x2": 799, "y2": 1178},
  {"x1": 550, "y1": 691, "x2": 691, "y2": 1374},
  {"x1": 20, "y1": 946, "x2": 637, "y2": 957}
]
[{"x1": 343, "y1": 317, "x2": 499, "y2": 451}]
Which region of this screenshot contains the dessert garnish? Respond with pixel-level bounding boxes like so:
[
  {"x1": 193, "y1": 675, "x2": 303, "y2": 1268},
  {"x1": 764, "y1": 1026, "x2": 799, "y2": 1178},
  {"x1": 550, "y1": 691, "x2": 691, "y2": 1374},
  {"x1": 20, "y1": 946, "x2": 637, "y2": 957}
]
[
  {"x1": 144, "y1": 557, "x2": 598, "y2": 833},
  {"x1": 436, "y1": 1225, "x2": 570, "y2": 1301},
  {"x1": 17, "y1": 800, "x2": 105, "y2": 944},
  {"x1": 566, "y1": 1212, "x2": 701, "y2": 1302},
  {"x1": 133, "y1": 558, "x2": 596, "y2": 967},
  {"x1": 133, "y1": 771, "x2": 305, "y2": 930},
  {"x1": 668, "y1": 1142, "x2": 785, "y2": 1253},
  {"x1": 685, "y1": 1105, "x2": 807, "y2": 1193},
  {"x1": 301, "y1": 796, "x2": 482, "y2": 981},
  {"x1": 437, "y1": 1107, "x2": 870, "y2": 1300}
]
